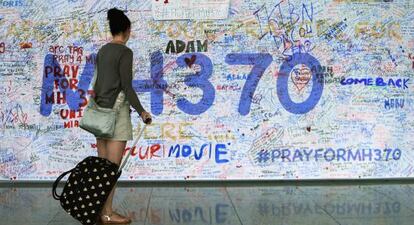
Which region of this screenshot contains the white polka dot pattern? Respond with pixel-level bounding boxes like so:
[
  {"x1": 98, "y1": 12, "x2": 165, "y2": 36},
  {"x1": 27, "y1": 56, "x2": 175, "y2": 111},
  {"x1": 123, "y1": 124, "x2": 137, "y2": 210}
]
[{"x1": 54, "y1": 156, "x2": 122, "y2": 225}]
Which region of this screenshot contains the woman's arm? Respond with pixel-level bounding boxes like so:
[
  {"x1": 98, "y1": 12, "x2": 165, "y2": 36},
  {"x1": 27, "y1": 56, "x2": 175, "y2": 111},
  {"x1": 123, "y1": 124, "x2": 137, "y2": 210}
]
[{"x1": 119, "y1": 48, "x2": 145, "y2": 115}]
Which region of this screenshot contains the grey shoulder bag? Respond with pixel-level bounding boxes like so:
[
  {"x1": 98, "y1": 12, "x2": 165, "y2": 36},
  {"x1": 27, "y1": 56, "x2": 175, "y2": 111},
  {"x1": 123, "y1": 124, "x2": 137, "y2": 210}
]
[{"x1": 79, "y1": 64, "x2": 121, "y2": 138}]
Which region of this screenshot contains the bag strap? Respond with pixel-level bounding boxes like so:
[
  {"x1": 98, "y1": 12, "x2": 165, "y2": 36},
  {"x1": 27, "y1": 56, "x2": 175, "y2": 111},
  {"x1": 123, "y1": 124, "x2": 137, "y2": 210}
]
[
  {"x1": 91, "y1": 62, "x2": 98, "y2": 90},
  {"x1": 91, "y1": 60, "x2": 122, "y2": 112},
  {"x1": 111, "y1": 90, "x2": 126, "y2": 112},
  {"x1": 52, "y1": 168, "x2": 74, "y2": 200},
  {"x1": 118, "y1": 124, "x2": 147, "y2": 173},
  {"x1": 92, "y1": 54, "x2": 123, "y2": 112}
]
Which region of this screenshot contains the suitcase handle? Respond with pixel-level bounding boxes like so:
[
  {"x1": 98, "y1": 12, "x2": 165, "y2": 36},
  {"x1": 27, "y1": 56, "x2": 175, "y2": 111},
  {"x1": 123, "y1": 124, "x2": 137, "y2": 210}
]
[
  {"x1": 118, "y1": 124, "x2": 147, "y2": 173},
  {"x1": 52, "y1": 168, "x2": 74, "y2": 200},
  {"x1": 144, "y1": 117, "x2": 152, "y2": 124}
]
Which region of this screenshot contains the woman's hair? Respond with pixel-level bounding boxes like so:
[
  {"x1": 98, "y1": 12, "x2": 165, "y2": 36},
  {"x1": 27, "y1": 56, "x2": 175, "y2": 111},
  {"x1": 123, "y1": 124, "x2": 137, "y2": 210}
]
[{"x1": 107, "y1": 8, "x2": 131, "y2": 36}]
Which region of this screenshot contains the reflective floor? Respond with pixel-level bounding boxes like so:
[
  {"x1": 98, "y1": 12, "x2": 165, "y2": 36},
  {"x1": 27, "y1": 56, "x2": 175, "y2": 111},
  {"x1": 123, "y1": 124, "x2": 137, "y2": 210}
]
[{"x1": 1, "y1": 181, "x2": 414, "y2": 225}]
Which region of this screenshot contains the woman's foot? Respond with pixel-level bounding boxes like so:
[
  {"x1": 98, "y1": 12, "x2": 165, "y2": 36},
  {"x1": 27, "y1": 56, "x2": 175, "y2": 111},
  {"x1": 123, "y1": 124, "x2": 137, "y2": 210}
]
[{"x1": 99, "y1": 211, "x2": 132, "y2": 224}]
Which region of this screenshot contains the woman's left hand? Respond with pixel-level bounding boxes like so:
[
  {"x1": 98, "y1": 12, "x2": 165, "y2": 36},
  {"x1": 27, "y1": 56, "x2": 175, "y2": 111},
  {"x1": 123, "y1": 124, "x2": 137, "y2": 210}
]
[{"x1": 140, "y1": 111, "x2": 152, "y2": 124}]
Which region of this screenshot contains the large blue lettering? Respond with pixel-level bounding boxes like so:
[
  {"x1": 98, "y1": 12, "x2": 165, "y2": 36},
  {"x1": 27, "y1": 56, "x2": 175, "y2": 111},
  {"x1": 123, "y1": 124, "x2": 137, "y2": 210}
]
[
  {"x1": 225, "y1": 53, "x2": 273, "y2": 115},
  {"x1": 133, "y1": 50, "x2": 167, "y2": 115},
  {"x1": 175, "y1": 53, "x2": 215, "y2": 115},
  {"x1": 277, "y1": 53, "x2": 324, "y2": 114}
]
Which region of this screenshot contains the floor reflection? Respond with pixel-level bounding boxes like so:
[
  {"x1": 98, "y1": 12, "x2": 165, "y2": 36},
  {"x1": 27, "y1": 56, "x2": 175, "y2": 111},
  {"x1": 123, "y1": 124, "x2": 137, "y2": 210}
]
[{"x1": 0, "y1": 183, "x2": 413, "y2": 225}]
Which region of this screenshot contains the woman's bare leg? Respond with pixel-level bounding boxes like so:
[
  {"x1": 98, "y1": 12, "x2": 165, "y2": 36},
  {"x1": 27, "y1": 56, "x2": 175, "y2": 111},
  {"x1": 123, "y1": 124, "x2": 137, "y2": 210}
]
[
  {"x1": 100, "y1": 140, "x2": 127, "y2": 217},
  {"x1": 96, "y1": 138, "x2": 107, "y2": 158}
]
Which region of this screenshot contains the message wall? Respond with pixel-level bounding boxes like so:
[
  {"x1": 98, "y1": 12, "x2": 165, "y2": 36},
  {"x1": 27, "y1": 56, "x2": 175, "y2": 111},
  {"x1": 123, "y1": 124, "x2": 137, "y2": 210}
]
[{"x1": 0, "y1": 0, "x2": 413, "y2": 181}]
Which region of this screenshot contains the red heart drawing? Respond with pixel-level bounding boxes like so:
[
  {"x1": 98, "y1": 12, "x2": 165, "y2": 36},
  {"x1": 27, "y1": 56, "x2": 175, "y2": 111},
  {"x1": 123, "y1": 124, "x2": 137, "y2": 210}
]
[
  {"x1": 184, "y1": 55, "x2": 196, "y2": 68},
  {"x1": 291, "y1": 67, "x2": 311, "y2": 91}
]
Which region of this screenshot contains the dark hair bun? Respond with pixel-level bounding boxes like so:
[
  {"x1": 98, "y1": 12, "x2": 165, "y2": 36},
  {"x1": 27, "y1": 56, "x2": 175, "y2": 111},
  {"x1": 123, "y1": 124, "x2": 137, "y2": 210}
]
[
  {"x1": 107, "y1": 8, "x2": 131, "y2": 35},
  {"x1": 107, "y1": 8, "x2": 123, "y2": 21}
]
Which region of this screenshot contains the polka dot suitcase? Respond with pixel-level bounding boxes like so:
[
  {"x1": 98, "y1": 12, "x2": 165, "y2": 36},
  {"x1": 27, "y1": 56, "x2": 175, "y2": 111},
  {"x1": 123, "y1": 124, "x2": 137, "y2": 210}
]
[{"x1": 52, "y1": 125, "x2": 147, "y2": 224}]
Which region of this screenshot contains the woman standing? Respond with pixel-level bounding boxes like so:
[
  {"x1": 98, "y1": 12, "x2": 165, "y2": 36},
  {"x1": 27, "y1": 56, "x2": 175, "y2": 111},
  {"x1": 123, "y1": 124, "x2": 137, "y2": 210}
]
[{"x1": 93, "y1": 8, "x2": 152, "y2": 224}]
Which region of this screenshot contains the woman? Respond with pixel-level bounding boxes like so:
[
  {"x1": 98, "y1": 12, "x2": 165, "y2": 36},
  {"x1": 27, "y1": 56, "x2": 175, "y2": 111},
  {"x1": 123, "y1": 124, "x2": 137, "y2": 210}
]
[{"x1": 93, "y1": 8, "x2": 152, "y2": 224}]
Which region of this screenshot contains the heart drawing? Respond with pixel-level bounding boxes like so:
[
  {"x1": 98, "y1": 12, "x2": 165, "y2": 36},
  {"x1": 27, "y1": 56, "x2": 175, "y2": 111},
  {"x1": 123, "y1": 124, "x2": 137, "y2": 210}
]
[
  {"x1": 291, "y1": 66, "x2": 312, "y2": 91},
  {"x1": 184, "y1": 55, "x2": 197, "y2": 68}
]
